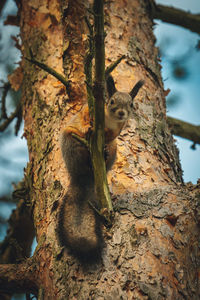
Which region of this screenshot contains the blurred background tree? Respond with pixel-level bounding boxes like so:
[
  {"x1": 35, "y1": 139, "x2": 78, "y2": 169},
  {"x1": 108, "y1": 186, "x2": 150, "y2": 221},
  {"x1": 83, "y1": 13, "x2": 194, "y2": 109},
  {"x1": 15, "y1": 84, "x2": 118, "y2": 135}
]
[{"x1": 154, "y1": 0, "x2": 200, "y2": 183}]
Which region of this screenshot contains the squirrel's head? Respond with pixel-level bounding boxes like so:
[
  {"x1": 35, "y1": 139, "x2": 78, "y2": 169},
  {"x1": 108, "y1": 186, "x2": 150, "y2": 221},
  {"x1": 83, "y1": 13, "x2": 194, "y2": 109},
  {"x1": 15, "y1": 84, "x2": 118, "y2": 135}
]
[
  {"x1": 106, "y1": 75, "x2": 144, "y2": 123},
  {"x1": 107, "y1": 92, "x2": 133, "y2": 122}
]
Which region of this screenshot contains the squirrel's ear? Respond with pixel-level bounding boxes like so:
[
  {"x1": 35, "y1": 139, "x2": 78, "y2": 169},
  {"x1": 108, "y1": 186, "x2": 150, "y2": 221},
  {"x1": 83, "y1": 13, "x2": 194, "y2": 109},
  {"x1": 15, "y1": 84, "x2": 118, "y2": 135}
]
[
  {"x1": 130, "y1": 80, "x2": 144, "y2": 100},
  {"x1": 106, "y1": 75, "x2": 117, "y2": 98}
]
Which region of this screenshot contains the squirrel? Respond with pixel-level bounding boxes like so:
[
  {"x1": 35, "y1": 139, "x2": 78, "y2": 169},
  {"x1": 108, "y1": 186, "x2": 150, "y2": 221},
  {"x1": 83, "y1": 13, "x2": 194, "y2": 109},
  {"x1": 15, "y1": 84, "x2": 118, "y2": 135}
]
[{"x1": 58, "y1": 76, "x2": 144, "y2": 261}]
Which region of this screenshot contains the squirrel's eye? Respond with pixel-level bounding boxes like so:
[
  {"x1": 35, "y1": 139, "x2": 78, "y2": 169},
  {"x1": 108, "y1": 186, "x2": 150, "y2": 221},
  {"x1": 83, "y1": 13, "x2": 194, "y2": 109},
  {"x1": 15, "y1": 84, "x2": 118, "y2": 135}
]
[{"x1": 110, "y1": 99, "x2": 115, "y2": 105}]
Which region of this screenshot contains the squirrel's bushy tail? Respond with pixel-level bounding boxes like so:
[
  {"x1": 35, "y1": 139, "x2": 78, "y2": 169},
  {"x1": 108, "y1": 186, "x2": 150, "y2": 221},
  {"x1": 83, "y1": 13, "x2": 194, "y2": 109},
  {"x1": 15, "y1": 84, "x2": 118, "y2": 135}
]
[
  {"x1": 59, "y1": 132, "x2": 103, "y2": 261},
  {"x1": 58, "y1": 182, "x2": 103, "y2": 261}
]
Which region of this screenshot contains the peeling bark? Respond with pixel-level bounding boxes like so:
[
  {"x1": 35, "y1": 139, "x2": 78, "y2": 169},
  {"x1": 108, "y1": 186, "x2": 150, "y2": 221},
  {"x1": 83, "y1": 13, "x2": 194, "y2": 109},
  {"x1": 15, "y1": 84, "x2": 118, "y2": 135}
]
[{"x1": 0, "y1": 0, "x2": 199, "y2": 299}]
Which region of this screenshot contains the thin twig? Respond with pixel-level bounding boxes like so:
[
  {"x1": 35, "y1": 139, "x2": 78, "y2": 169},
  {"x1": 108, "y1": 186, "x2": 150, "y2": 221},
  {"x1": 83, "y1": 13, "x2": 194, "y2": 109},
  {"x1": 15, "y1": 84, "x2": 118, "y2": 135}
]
[
  {"x1": 105, "y1": 55, "x2": 126, "y2": 77},
  {"x1": 0, "y1": 101, "x2": 21, "y2": 133},
  {"x1": 25, "y1": 49, "x2": 71, "y2": 92},
  {"x1": 71, "y1": 133, "x2": 89, "y2": 149}
]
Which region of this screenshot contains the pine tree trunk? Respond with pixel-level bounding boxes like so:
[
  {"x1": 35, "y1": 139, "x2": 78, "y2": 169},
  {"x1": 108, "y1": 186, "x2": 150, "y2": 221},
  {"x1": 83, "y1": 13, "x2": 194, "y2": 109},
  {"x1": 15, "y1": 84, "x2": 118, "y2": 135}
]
[{"x1": 0, "y1": 0, "x2": 199, "y2": 299}]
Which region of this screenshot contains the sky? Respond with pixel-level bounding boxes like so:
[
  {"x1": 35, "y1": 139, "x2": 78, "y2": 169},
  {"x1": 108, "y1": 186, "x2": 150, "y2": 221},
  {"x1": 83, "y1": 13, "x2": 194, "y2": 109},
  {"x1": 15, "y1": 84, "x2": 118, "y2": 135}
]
[{"x1": 154, "y1": 0, "x2": 200, "y2": 183}]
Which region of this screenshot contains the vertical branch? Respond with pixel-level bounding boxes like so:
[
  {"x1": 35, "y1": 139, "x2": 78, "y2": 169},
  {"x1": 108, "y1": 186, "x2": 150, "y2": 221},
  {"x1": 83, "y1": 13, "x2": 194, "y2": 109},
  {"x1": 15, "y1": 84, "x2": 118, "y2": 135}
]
[
  {"x1": 90, "y1": 0, "x2": 113, "y2": 220},
  {"x1": 84, "y1": 16, "x2": 95, "y2": 116},
  {"x1": 93, "y1": 0, "x2": 105, "y2": 87}
]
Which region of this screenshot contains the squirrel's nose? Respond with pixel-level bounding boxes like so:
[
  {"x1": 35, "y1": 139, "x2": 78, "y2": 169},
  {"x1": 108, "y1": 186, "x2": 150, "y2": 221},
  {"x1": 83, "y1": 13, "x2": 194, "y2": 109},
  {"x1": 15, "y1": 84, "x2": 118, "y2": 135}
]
[{"x1": 118, "y1": 110, "x2": 125, "y2": 117}]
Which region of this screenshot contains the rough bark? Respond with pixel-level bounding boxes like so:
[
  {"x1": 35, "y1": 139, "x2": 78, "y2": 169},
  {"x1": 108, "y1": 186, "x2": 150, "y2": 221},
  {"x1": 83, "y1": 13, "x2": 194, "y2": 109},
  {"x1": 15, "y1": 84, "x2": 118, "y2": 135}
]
[{"x1": 0, "y1": 0, "x2": 199, "y2": 299}]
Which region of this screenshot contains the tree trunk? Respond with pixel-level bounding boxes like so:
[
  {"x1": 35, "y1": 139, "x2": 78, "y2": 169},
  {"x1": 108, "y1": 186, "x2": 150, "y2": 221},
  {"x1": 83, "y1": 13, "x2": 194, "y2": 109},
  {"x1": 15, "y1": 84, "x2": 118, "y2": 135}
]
[{"x1": 0, "y1": 0, "x2": 199, "y2": 299}]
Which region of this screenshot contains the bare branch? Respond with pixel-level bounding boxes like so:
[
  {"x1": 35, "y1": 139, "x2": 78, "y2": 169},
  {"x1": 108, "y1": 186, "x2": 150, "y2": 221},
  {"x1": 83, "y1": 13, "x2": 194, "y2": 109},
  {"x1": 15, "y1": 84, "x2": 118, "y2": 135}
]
[
  {"x1": 0, "y1": 185, "x2": 35, "y2": 298},
  {"x1": 0, "y1": 81, "x2": 23, "y2": 135},
  {"x1": 4, "y1": 15, "x2": 20, "y2": 26},
  {"x1": 152, "y1": 5, "x2": 200, "y2": 35},
  {"x1": 0, "y1": 180, "x2": 35, "y2": 265},
  {"x1": 25, "y1": 50, "x2": 71, "y2": 92},
  {"x1": 0, "y1": 195, "x2": 14, "y2": 203},
  {"x1": 105, "y1": 55, "x2": 125, "y2": 77},
  {"x1": 14, "y1": 103, "x2": 23, "y2": 135},
  {"x1": 0, "y1": 82, "x2": 11, "y2": 119},
  {"x1": 0, "y1": 259, "x2": 37, "y2": 295},
  {"x1": 0, "y1": 101, "x2": 21, "y2": 133},
  {"x1": 167, "y1": 116, "x2": 200, "y2": 146},
  {"x1": 0, "y1": 0, "x2": 6, "y2": 16},
  {"x1": 84, "y1": 16, "x2": 95, "y2": 115},
  {"x1": 91, "y1": 0, "x2": 113, "y2": 221}
]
